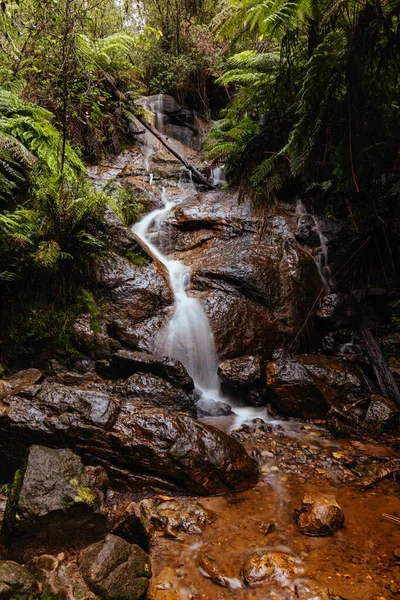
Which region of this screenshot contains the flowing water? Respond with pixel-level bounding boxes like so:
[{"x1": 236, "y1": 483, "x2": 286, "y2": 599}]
[
  {"x1": 296, "y1": 199, "x2": 332, "y2": 290},
  {"x1": 132, "y1": 187, "x2": 221, "y2": 398}
]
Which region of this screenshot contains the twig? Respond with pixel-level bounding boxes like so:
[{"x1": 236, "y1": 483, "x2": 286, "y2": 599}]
[{"x1": 382, "y1": 513, "x2": 400, "y2": 525}]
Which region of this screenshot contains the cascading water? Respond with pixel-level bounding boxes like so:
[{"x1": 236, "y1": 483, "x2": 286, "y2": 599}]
[
  {"x1": 132, "y1": 188, "x2": 221, "y2": 400},
  {"x1": 296, "y1": 199, "x2": 332, "y2": 290},
  {"x1": 211, "y1": 165, "x2": 227, "y2": 187}
]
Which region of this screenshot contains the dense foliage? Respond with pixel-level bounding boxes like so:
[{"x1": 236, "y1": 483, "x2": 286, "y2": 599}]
[{"x1": 207, "y1": 0, "x2": 400, "y2": 229}]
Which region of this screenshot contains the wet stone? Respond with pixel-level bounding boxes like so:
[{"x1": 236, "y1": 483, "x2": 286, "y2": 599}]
[
  {"x1": 140, "y1": 498, "x2": 215, "y2": 539},
  {"x1": 0, "y1": 561, "x2": 36, "y2": 600},
  {"x1": 197, "y1": 546, "x2": 241, "y2": 589},
  {"x1": 294, "y1": 493, "x2": 344, "y2": 537},
  {"x1": 79, "y1": 534, "x2": 152, "y2": 600},
  {"x1": 242, "y1": 551, "x2": 303, "y2": 586}
]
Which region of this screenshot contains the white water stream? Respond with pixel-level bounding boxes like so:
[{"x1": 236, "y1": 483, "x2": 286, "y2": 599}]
[
  {"x1": 296, "y1": 199, "x2": 332, "y2": 290},
  {"x1": 132, "y1": 100, "x2": 267, "y2": 427}
]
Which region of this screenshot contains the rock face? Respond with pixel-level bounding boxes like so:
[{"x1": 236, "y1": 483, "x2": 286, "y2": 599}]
[
  {"x1": 363, "y1": 394, "x2": 399, "y2": 428},
  {"x1": 0, "y1": 383, "x2": 258, "y2": 495},
  {"x1": 294, "y1": 493, "x2": 344, "y2": 536},
  {"x1": 0, "y1": 561, "x2": 37, "y2": 600},
  {"x1": 79, "y1": 534, "x2": 151, "y2": 600},
  {"x1": 266, "y1": 353, "x2": 371, "y2": 419},
  {"x1": 241, "y1": 551, "x2": 303, "y2": 586},
  {"x1": 3, "y1": 445, "x2": 109, "y2": 561},
  {"x1": 159, "y1": 193, "x2": 324, "y2": 360}
]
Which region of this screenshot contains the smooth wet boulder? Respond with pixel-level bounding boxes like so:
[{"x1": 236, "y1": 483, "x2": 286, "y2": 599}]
[
  {"x1": 109, "y1": 350, "x2": 194, "y2": 390},
  {"x1": 266, "y1": 356, "x2": 331, "y2": 419},
  {"x1": 0, "y1": 561, "x2": 37, "y2": 599},
  {"x1": 140, "y1": 498, "x2": 214, "y2": 539},
  {"x1": 0, "y1": 369, "x2": 42, "y2": 399},
  {"x1": 79, "y1": 534, "x2": 151, "y2": 600},
  {"x1": 96, "y1": 254, "x2": 172, "y2": 353},
  {"x1": 196, "y1": 397, "x2": 233, "y2": 417},
  {"x1": 294, "y1": 493, "x2": 344, "y2": 536},
  {"x1": 218, "y1": 355, "x2": 266, "y2": 406},
  {"x1": 266, "y1": 353, "x2": 371, "y2": 419},
  {"x1": 2, "y1": 445, "x2": 109, "y2": 561},
  {"x1": 218, "y1": 356, "x2": 263, "y2": 387},
  {"x1": 242, "y1": 551, "x2": 303, "y2": 586},
  {"x1": 113, "y1": 372, "x2": 196, "y2": 416},
  {"x1": 0, "y1": 383, "x2": 257, "y2": 495}
]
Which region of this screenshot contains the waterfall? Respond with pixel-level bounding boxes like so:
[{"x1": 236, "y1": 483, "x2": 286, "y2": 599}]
[
  {"x1": 296, "y1": 199, "x2": 332, "y2": 290},
  {"x1": 211, "y1": 165, "x2": 226, "y2": 187},
  {"x1": 132, "y1": 188, "x2": 221, "y2": 400}
]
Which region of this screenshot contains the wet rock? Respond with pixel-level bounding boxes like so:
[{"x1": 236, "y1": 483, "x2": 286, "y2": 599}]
[
  {"x1": 196, "y1": 397, "x2": 233, "y2": 417},
  {"x1": 104, "y1": 205, "x2": 143, "y2": 253},
  {"x1": 218, "y1": 356, "x2": 263, "y2": 386},
  {"x1": 295, "y1": 214, "x2": 322, "y2": 247},
  {"x1": 29, "y1": 554, "x2": 99, "y2": 600},
  {"x1": 3, "y1": 445, "x2": 109, "y2": 561},
  {"x1": 197, "y1": 546, "x2": 240, "y2": 588},
  {"x1": 294, "y1": 493, "x2": 344, "y2": 536},
  {"x1": 363, "y1": 395, "x2": 399, "y2": 429},
  {"x1": 0, "y1": 561, "x2": 36, "y2": 599},
  {"x1": 266, "y1": 356, "x2": 331, "y2": 419},
  {"x1": 172, "y1": 193, "x2": 321, "y2": 359},
  {"x1": 140, "y1": 498, "x2": 214, "y2": 538},
  {"x1": 242, "y1": 551, "x2": 303, "y2": 585},
  {"x1": 316, "y1": 293, "x2": 355, "y2": 328},
  {"x1": 147, "y1": 567, "x2": 180, "y2": 600},
  {"x1": 0, "y1": 384, "x2": 257, "y2": 495},
  {"x1": 79, "y1": 534, "x2": 151, "y2": 600},
  {"x1": 109, "y1": 350, "x2": 194, "y2": 390},
  {"x1": 109, "y1": 404, "x2": 259, "y2": 494},
  {"x1": 114, "y1": 372, "x2": 196, "y2": 416},
  {"x1": 97, "y1": 254, "x2": 172, "y2": 352},
  {"x1": 266, "y1": 354, "x2": 371, "y2": 419},
  {"x1": 0, "y1": 369, "x2": 42, "y2": 399},
  {"x1": 72, "y1": 314, "x2": 111, "y2": 360}
]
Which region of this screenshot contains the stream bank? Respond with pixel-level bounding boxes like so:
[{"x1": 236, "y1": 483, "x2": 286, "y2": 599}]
[{"x1": 0, "y1": 96, "x2": 399, "y2": 600}]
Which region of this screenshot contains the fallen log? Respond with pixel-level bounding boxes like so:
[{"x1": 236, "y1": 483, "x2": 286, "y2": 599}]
[
  {"x1": 135, "y1": 115, "x2": 215, "y2": 189},
  {"x1": 362, "y1": 327, "x2": 400, "y2": 406}
]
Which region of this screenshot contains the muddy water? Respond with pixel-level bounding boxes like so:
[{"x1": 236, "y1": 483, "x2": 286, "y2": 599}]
[{"x1": 149, "y1": 418, "x2": 400, "y2": 600}]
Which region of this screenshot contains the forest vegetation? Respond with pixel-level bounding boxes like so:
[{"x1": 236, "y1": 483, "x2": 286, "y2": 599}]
[{"x1": 0, "y1": 0, "x2": 399, "y2": 366}]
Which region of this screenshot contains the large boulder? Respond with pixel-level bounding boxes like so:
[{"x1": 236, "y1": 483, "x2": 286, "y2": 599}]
[
  {"x1": 0, "y1": 561, "x2": 37, "y2": 600},
  {"x1": 113, "y1": 372, "x2": 196, "y2": 416},
  {"x1": 109, "y1": 350, "x2": 194, "y2": 391},
  {"x1": 218, "y1": 355, "x2": 266, "y2": 406},
  {"x1": 2, "y1": 445, "x2": 109, "y2": 561},
  {"x1": 159, "y1": 193, "x2": 323, "y2": 360},
  {"x1": 0, "y1": 383, "x2": 258, "y2": 495},
  {"x1": 96, "y1": 254, "x2": 173, "y2": 354},
  {"x1": 79, "y1": 534, "x2": 151, "y2": 600},
  {"x1": 266, "y1": 354, "x2": 370, "y2": 419}
]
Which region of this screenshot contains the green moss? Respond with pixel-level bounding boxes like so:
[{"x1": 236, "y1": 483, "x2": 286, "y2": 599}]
[
  {"x1": 78, "y1": 289, "x2": 102, "y2": 334},
  {"x1": 124, "y1": 251, "x2": 150, "y2": 266}
]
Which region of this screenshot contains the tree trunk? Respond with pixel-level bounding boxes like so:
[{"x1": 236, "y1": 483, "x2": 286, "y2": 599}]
[
  {"x1": 362, "y1": 327, "x2": 400, "y2": 406},
  {"x1": 136, "y1": 115, "x2": 215, "y2": 189}
]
